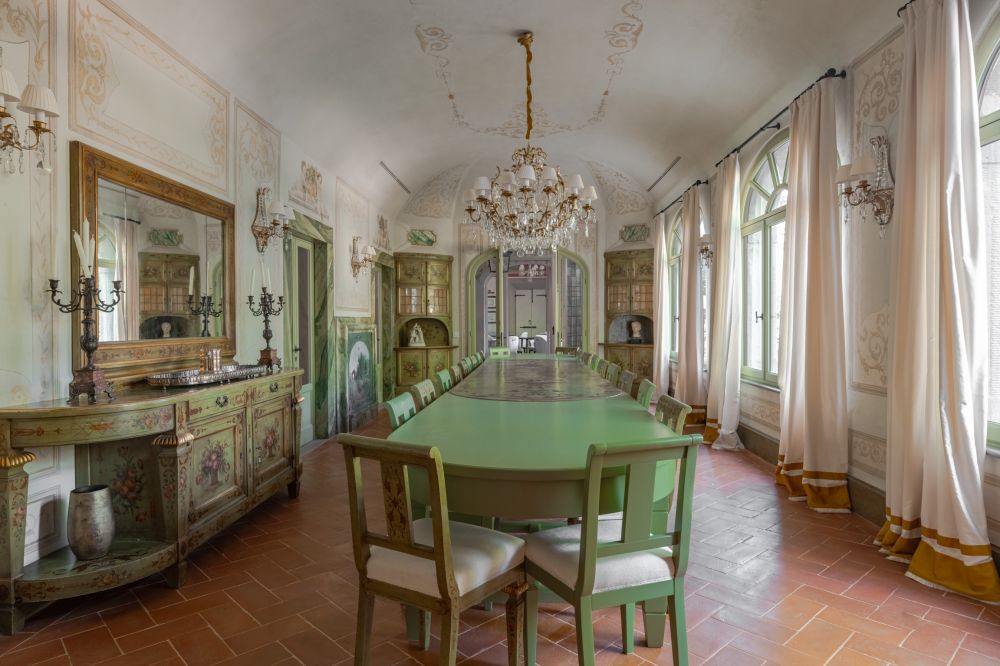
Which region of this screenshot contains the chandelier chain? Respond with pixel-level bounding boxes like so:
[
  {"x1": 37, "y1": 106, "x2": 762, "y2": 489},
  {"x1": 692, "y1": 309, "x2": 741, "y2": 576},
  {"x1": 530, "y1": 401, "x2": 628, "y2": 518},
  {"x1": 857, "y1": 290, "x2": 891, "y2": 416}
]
[{"x1": 518, "y1": 31, "x2": 533, "y2": 142}]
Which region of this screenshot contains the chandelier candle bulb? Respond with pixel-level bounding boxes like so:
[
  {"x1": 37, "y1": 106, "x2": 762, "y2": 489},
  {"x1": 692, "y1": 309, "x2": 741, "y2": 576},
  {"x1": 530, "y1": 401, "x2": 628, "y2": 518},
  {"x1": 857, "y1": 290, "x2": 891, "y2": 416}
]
[{"x1": 188, "y1": 266, "x2": 195, "y2": 295}]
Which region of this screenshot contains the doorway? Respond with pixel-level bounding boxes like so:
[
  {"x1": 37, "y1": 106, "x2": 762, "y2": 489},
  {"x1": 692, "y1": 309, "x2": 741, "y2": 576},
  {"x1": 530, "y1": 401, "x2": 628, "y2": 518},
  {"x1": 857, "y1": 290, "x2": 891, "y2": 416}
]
[{"x1": 287, "y1": 236, "x2": 316, "y2": 442}]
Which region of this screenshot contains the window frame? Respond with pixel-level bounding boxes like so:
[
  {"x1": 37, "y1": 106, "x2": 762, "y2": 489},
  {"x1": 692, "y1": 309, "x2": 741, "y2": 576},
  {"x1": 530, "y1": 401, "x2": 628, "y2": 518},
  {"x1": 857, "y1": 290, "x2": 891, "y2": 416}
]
[
  {"x1": 667, "y1": 211, "x2": 683, "y2": 361},
  {"x1": 740, "y1": 130, "x2": 790, "y2": 387}
]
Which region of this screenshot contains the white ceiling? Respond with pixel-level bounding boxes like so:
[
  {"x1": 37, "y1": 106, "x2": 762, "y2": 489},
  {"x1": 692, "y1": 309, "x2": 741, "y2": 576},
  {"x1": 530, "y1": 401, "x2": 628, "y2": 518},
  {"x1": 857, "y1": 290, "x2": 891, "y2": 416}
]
[{"x1": 118, "y1": 0, "x2": 901, "y2": 216}]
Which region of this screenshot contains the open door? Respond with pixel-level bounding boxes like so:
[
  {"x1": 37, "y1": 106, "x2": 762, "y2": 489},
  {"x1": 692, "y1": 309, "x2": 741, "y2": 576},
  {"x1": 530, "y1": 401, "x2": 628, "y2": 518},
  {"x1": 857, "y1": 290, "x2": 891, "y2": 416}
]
[{"x1": 287, "y1": 236, "x2": 315, "y2": 442}]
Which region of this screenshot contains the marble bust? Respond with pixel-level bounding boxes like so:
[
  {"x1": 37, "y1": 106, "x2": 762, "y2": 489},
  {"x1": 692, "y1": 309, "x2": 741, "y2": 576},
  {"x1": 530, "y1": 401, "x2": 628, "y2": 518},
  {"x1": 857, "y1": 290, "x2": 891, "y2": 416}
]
[
  {"x1": 160, "y1": 321, "x2": 173, "y2": 338},
  {"x1": 409, "y1": 323, "x2": 426, "y2": 347},
  {"x1": 629, "y1": 320, "x2": 643, "y2": 340}
]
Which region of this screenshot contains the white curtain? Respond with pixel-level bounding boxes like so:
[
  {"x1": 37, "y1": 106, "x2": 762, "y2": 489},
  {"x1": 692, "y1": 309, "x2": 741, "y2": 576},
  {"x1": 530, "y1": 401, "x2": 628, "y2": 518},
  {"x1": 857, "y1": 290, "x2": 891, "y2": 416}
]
[
  {"x1": 876, "y1": 0, "x2": 1000, "y2": 602},
  {"x1": 675, "y1": 185, "x2": 709, "y2": 406},
  {"x1": 705, "y1": 155, "x2": 744, "y2": 450},
  {"x1": 652, "y1": 212, "x2": 670, "y2": 398},
  {"x1": 775, "y1": 75, "x2": 851, "y2": 512}
]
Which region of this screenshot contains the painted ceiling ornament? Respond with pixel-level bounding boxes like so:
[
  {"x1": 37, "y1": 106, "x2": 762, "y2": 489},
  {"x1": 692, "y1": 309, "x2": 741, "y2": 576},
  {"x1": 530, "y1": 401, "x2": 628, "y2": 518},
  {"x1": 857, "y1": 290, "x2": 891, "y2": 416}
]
[
  {"x1": 586, "y1": 160, "x2": 650, "y2": 215},
  {"x1": 289, "y1": 161, "x2": 324, "y2": 215},
  {"x1": 403, "y1": 163, "x2": 466, "y2": 218},
  {"x1": 464, "y1": 32, "x2": 598, "y2": 254},
  {"x1": 414, "y1": 0, "x2": 645, "y2": 139}
]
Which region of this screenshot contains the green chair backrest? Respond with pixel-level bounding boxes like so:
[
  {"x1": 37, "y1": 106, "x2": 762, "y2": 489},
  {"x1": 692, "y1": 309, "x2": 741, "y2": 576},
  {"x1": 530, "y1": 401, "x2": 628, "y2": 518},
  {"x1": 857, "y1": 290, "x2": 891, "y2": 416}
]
[
  {"x1": 605, "y1": 363, "x2": 621, "y2": 385},
  {"x1": 460, "y1": 358, "x2": 474, "y2": 375},
  {"x1": 580, "y1": 351, "x2": 593, "y2": 365},
  {"x1": 589, "y1": 355, "x2": 601, "y2": 371},
  {"x1": 489, "y1": 347, "x2": 511, "y2": 358},
  {"x1": 636, "y1": 379, "x2": 656, "y2": 410},
  {"x1": 449, "y1": 364, "x2": 464, "y2": 384},
  {"x1": 435, "y1": 368, "x2": 454, "y2": 393},
  {"x1": 385, "y1": 393, "x2": 417, "y2": 430},
  {"x1": 340, "y1": 435, "x2": 460, "y2": 601},
  {"x1": 596, "y1": 359, "x2": 608, "y2": 377},
  {"x1": 618, "y1": 370, "x2": 637, "y2": 393},
  {"x1": 654, "y1": 394, "x2": 692, "y2": 434},
  {"x1": 555, "y1": 346, "x2": 580, "y2": 356},
  {"x1": 410, "y1": 379, "x2": 437, "y2": 410},
  {"x1": 576, "y1": 437, "x2": 700, "y2": 596}
]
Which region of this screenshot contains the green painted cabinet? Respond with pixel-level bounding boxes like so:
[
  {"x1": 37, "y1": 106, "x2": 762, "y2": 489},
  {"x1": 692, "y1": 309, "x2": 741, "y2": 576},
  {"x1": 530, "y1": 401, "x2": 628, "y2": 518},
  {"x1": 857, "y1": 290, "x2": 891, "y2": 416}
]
[
  {"x1": 604, "y1": 248, "x2": 656, "y2": 394},
  {"x1": 394, "y1": 253, "x2": 454, "y2": 395}
]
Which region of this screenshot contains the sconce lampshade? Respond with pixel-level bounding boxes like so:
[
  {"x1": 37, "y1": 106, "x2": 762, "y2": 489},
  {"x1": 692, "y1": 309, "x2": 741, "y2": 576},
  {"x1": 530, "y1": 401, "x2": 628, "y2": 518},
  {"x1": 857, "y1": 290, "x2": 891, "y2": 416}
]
[
  {"x1": 850, "y1": 153, "x2": 877, "y2": 180},
  {"x1": 282, "y1": 203, "x2": 294, "y2": 221},
  {"x1": 0, "y1": 67, "x2": 21, "y2": 106},
  {"x1": 267, "y1": 197, "x2": 285, "y2": 220},
  {"x1": 17, "y1": 84, "x2": 59, "y2": 120},
  {"x1": 835, "y1": 164, "x2": 853, "y2": 184}
]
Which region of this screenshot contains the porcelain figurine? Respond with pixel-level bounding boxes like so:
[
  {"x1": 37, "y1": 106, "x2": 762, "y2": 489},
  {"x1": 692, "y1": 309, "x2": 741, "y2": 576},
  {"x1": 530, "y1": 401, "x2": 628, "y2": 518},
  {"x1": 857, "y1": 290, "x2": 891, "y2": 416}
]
[{"x1": 409, "y1": 323, "x2": 426, "y2": 347}]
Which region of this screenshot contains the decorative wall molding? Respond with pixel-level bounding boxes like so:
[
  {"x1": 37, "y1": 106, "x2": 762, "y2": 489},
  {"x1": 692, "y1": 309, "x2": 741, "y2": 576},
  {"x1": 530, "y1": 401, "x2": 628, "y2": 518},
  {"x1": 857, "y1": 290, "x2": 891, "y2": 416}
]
[
  {"x1": 740, "y1": 394, "x2": 780, "y2": 431},
  {"x1": 619, "y1": 224, "x2": 649, "y2": 243},
  {"x1": 413, "y1": 0, "x2": 644, "y2": 138},
  {"x1": 335, "y1": 178, "x2": 371, "y2": 316},
  {"x1": 854, "y1": 41, "x2": 903, "y2": 153},
  {"x1": 406, "y1": 229, "x2": 437, "y2": 247},
  {"x1": 586, "y1": 160, "x2": 650, "y2": 216},
  {"x1": 848, "y1": 429, "x2": 887, "y2": 483},
  {"x1": 69, "y1": 0, "x2": 230, "y2": 196},
  {"x1": 402, "y1": 163, "x2": 466, "y2": 219},
  {"x1": 236, "y1": 100, "x2": 280, "y2": 187},
  {"x1": 288, "y1": 160, "x2": 326, "y2": 219},
  {"x1": 855, "y1": 304, "x2": 889, "y2": 392}
]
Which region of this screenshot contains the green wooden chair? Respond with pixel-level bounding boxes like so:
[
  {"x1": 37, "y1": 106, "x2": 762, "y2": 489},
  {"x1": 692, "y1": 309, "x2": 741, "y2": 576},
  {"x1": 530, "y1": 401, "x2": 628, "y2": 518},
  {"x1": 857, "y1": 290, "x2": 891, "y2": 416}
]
[
  {"x1": 435, "y1": 369, "x2": 454, "y2": 393},
  {"x1": 654, "y1": 394, "x2": 692, "y2": 434},
  {"x1": 449, "y1": 364, "x2": 464, "y2": 385},
  {"x1": 617, "y1": 370, "x2": 637, "y2": 394},
  {"x1": 409, "y1": 379, "x2": 437, "y2": 411},
  {"x1": 477, "y1": 351, "x2": 486, "y2": 364},
  {"x1": 385, "y1": 393, "x2": 418, "y2": 430},
  {"x1": 636, "y1": 379, "x2": 656, "y2": 410},
  {"x1": 523, "y1": 437, "x2": 700, "y2": 666},
  {"x1": 555, "y1": 346, "x2": 580, "y2": 356},
  {"x1": 605, "y1": 363, "x2": 621, "y2": 385},
  {"x1": 460, "y1": 357, "x2": 474, "y2": 376},
  {"x1": 489, "y1": 346, "x2": 511, "y2": 359},
  {"x1": 340, "y1": 435, "x2": 528, "y2": 666},
  {"x1": 589, "y1": 355, "x2": 601, "y2": 371},
  {"x1": 579, "y1": 351, "x2": 592, "y2": 366},
  {"x1": 595, "y1": 359, "x2": 608, "y2": 378}
]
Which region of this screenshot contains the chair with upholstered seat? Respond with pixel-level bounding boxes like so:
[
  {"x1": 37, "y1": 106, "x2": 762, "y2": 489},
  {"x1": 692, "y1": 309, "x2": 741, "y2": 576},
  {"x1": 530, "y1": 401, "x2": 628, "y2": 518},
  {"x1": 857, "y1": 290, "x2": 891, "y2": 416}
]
[
  {"x1": 605, "y1": 363, "x2": 621, "y2": 385},
  {"x1": 595, "y1": 359, "x2": 608, "y2": 378},
  {"x1": 555, "y1": 346, "x2": 580, "y2": 357},
  {"x1": 449, "y1": 364, "x2": 464, "y2": 385},
  {"x1": 579, "y1": 351, "x2": 592, "y2": 365},
  {"x1": 409, "y1": 379, "x2": 437, "y2": 411},
  {"x1": 434, "y1": 369, "x2": 454, "y2": 394},
  {"x1": 523, "y1": 437, "x2": 700, "y2": 666},
  {"x1": 460, "y1": 357, "x2": 475, "y2": 376},
  {"x1": 617, "y1": 370, "x2": 636, "y2": 395},
  {"x1": 490, "y1": 346, "x2": 511, "y2": 359},
  {"x1": 654, "y1": 394, "x2": 692, "y2": 434},
  {"x1": 385, "y1": 393, "x2": 418, "y2": 430},
  {"x1": 340, "y1": 435, "x2": 528, "y2": 665},
  {"x1": 635, "y1": 379, "x2": 656, "y2": 410},
  {"x1": 475, "y1": 351, "x2": 485, "y2": 365},
  {"x1": 589, "y1": 355, "x2": 601, "y2": 371}
]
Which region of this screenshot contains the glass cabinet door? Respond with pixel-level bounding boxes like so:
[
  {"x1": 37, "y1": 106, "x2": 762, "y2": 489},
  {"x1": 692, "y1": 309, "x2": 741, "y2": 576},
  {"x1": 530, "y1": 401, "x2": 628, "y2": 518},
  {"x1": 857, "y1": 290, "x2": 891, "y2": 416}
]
[
  {"x1": 397, "y1": 286, "x2": 425, "y2": 316},
  {"x1": 427, "y1": 286, "x2": 449, "y2": 316},
  {"x1": 607, "y1": 283, "x2": 630, "y2": 314}
]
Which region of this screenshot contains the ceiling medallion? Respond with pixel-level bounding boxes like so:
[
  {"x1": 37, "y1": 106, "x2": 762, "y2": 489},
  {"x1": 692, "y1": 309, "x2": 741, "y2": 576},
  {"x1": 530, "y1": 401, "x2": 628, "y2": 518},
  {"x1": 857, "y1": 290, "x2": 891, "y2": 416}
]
[{"x1": 463, "y1": 32, "x2": 598, "y2": 254}]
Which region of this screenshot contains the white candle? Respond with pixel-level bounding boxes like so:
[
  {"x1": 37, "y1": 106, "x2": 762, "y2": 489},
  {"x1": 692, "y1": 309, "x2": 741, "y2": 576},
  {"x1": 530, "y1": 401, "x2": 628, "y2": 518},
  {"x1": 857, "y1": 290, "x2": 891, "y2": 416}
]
[
  {"x1": 250, "y1": 266, "x2": 257, "y2": 295},
  {"x1": 264, "y1": 265, "x2": 270, "y2": 290},
  {"x1": 73, "y1": 231, "x2": 90, "y2": 277},
  {"x1": 188, "y1": 266, "x2": 195, "y2": 295}
]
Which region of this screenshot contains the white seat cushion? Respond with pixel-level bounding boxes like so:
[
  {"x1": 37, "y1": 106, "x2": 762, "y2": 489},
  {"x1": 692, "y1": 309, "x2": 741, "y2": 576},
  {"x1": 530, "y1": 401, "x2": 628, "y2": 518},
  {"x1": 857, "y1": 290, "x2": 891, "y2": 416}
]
[
  {"x1": 524, "y1": 519, "x2": 673, "y2": 594},
  {"x1": 367, "y1": 518, "x2": 524, "y2": 598}
]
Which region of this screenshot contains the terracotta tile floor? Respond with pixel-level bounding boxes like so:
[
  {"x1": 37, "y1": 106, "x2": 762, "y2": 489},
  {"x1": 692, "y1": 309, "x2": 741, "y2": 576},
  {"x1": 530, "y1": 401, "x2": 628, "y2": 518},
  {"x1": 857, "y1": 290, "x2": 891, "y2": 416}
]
[{"x1": 3, "y1": 414, "x2": 1000, "y2": 665}]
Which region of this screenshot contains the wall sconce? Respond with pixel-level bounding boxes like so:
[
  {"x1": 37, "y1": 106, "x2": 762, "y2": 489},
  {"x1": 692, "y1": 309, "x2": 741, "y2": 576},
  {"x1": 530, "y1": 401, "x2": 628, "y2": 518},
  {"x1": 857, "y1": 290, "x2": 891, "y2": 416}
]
[
  {"x1": 350, "y1": 235, "x2": 377, "y2": 280},
  {"x1": 698, "y1": 233, "x2": 714, "y2": 268},
  {"x1": 0, "y1": 47, "x2": 58, "y2": 174},
  {"x1": 250, "y1": 186, "x2": 293, "y2": 253},
  {"x1": 837, "y1": 135, "x2": 895, "y2": 238}
]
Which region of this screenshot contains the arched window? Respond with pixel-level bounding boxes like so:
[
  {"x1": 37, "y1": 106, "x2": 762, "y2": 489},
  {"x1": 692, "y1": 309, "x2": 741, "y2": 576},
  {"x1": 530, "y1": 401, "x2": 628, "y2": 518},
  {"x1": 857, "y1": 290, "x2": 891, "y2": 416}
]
[
  {"x1": 977, "y1": 22, "x2": 1000, "y2": 446},
  {"x1": 742, "y1": 131, "x2": 789, "y2": 384},
  {"x1": 668, "y1": 210, "x2": 683, "y2": 359}
]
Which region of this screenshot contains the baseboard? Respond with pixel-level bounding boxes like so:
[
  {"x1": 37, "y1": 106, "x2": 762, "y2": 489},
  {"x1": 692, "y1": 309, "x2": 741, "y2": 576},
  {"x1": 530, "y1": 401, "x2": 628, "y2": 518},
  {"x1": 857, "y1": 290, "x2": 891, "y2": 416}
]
[{"x1": 736, "y1": 423, "x2": 885, "y2": 527}]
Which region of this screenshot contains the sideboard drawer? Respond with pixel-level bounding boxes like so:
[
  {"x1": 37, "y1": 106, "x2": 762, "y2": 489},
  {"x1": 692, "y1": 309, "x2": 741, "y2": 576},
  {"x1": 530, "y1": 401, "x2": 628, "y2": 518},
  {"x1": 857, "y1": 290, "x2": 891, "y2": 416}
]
[
  {"x1": 249, "y1": 376, "x2": 294, "y2": 403},
  {"x1": 187, "y1": 385, "x2": 250, "y2": 422}
]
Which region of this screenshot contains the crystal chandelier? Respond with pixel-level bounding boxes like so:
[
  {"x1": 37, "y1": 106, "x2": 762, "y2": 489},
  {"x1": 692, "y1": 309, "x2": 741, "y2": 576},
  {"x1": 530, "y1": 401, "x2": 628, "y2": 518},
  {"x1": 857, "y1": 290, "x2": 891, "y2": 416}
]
[{"x1": 464, "y1": 32, "x2": 598, "y2": 254}]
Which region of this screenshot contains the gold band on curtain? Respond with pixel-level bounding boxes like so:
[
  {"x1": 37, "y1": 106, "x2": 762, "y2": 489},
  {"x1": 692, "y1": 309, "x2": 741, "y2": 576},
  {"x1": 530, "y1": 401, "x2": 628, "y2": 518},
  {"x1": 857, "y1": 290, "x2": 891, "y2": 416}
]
[
  {"x1": 775, "y1": 454, "x2": 850, "y2": 511},
  {"x1": 877, "y1": 506, "x2": 1000, "y2": 603},
  {"x1": 703, "y1": 418, "x2": 720, "y2": 443}
]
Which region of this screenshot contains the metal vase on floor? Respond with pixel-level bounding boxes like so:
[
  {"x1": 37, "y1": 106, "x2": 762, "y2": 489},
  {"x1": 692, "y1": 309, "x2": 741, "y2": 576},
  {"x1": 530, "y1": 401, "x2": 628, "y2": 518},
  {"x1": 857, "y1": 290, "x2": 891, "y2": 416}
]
[{"x1": 67, "y1": 484, "x2": 115, "y2": 560}]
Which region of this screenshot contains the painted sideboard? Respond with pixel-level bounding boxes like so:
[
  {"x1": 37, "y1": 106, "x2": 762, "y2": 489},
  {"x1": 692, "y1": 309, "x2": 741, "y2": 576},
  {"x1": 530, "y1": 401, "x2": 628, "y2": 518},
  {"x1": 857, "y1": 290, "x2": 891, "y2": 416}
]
[{"x1": 0, "y1": 369, "x2": 303, "y2": 634}]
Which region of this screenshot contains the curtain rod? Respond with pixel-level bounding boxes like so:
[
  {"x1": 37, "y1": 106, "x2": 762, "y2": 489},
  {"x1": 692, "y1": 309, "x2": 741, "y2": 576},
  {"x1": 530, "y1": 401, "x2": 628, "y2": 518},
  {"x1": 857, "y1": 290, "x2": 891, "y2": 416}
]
[
  {"x1": 897, "y1": 0, "x2": 914, "y2": 17},
  {"x1": 654, "y1": 179, "x2": 707, "y2": 218},
  {"x1": 652, "y1": 67, "x2": 846, "y2": 220}
]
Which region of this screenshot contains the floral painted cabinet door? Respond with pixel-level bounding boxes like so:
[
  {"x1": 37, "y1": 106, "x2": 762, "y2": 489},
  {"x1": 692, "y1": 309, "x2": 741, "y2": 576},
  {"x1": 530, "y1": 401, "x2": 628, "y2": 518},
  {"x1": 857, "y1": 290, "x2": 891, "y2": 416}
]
[
  {"x1": 188, "y1": 411, "x2": 248, "y2": 524},
  {"x1": 251, "y1": 397, "x2": 292, "y2": 498}
]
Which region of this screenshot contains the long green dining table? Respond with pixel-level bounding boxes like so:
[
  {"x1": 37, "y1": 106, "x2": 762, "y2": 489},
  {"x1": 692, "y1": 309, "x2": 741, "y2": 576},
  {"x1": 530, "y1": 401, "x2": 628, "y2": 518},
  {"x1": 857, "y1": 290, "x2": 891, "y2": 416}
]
[{"x1": 388, "y1": 354, "x2": 695, "y2": 649}]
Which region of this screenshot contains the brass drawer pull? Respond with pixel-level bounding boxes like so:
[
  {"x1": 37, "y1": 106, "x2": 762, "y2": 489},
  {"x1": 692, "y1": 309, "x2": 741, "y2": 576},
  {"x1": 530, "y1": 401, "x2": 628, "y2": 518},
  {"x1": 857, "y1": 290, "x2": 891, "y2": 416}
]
[
  {"x1": 215, "y1": 395, "x2": 229, "y2": 408},
  {"x1": 269, "y1": 382, "x2": 280, "y2": 393}
]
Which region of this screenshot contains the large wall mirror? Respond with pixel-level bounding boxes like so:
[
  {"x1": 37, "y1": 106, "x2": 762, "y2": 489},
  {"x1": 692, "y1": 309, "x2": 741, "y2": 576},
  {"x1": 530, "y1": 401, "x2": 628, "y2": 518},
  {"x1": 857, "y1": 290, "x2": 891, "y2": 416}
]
[{"x1": 71, "y1": 142, "x2": 236, "y2": 384}]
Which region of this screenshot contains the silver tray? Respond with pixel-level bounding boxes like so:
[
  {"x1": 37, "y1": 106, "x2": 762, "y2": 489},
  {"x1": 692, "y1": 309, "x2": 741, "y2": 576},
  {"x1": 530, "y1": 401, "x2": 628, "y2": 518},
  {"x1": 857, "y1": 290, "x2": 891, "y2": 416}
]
[{"x1": 147, "y1": 364, "x2": 269, "y2": 388}]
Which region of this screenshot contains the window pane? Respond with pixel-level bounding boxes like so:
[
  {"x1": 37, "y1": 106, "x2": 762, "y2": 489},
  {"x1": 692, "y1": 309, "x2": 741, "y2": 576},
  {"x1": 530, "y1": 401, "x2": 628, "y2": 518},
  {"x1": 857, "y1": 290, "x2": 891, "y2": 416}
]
[
  {"x1": 744, "y1": 230, "x2": 763, "y2": 371},
  {"x1": 982, "y1": 51, "x2": 1000, "y2": 117},
  {"x1": 670, "y1": 261, "x2": 680, "y2": 353},
  {"x1": 746, "y1": 189, "x2": 768, "y2": 221},
  {"x1": 772, "y1": 140, "x2": 790, "y2": 184},
  {"x1": 983, "y1": 139, "x2": 1000, "y2": 422},
  {"x1": 769, "y1": 221, "x2": 786, "y2": 376},
  {"x1": 753, "y1": 160, "x2": 774, "y2": 193},
  {"x1": 772, "y1": 187, "x2": 788, "y2": 211}
]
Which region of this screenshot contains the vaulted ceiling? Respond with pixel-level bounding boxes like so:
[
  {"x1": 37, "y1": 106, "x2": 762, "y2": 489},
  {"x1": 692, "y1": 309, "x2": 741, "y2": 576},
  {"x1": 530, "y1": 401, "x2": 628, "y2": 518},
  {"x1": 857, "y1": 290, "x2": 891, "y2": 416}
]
[{"x1": 118, "y1": 0, "x2": 901, "y2": 216}]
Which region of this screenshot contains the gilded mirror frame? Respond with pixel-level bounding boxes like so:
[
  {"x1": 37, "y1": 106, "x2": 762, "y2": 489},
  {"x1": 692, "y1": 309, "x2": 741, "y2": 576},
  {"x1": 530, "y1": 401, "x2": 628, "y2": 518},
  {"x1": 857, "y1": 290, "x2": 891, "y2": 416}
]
[{"x1": 70, "y1": 142, "x2": 237, "y2": 385}]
